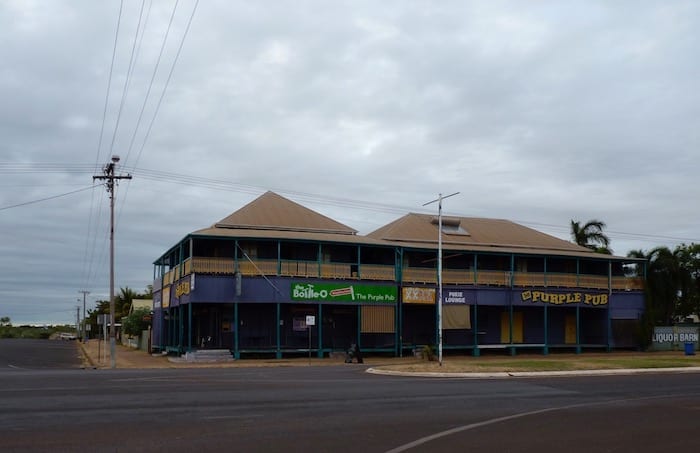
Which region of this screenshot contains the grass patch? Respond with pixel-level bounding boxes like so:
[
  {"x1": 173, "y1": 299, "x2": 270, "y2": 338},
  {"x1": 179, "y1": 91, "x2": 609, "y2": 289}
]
[{"x1": 372, "y1": 351, "x2": 700, "y2": 374}]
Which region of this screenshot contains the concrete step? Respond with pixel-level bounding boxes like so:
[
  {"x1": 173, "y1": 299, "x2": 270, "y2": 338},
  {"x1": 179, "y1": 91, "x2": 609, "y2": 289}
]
[{"x1": 182, "y1": 349, "x2": 235, "y2": 363}]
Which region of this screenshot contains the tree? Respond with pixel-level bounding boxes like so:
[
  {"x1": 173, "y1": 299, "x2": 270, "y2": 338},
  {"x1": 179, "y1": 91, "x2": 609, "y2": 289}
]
[
  {"x1": 122, "y1": 307, "x2": 151, "y2": 337},
  {"x1": 629, "y1": 244, "x2": 700, "y2": 327},
  {"x1": 571, "y1": 219, "x2": 612, "y2": 254},
  {"x1": 0, "y1": 316, "x2": 11, "y2": 326}
]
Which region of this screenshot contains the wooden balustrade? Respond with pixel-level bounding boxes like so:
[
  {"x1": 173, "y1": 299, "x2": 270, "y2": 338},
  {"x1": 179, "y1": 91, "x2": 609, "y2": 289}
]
[
  {"x1": 402, "y1": 268, "x2": 437, "y2": 283},
  {"x1": 281, "y1": 260, "x2": 319, "y2": 278},
  {"x1": 545, "y1": 273, "x2": 578, "y2": 288},
  {"x1": 577, "y1": 275, "x2": 609, "y2": 290},
  {"x1": 238, "y1": 259, "x2": 277, "y2": 276},
  {"x1": 320, "y1": 263, "x2": 352, "y2": 279},
  {"x1": 476, "y1": 270, "x2": 510, "y2": 286},
  {"x1": 359, "y1": 264, "x2": 396, "y2": 281},
  {"x1": 513, "y1": 272, "x2": 545, "y2": 287},
  {"x1": 191, "y1": 257, "x2": 235, "y2": 274}
]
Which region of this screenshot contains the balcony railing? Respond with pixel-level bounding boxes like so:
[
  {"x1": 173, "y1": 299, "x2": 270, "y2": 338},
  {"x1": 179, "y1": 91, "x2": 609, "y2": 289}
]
[
  {"x1": 320, "y1": 263, "x2": 353, "y2": 279},
  {"x1": 611, "y1": 276, "x2": 644, "y2": 291},
  {"x1": 281, "y1": 260, "x2": 319, "y2": 278},
  {"x1": 360, "y1": 264, "x2": 396, "y2": 281},
  {"x1": 160, "y1": 256, "x2": 644, "y2": 292}
]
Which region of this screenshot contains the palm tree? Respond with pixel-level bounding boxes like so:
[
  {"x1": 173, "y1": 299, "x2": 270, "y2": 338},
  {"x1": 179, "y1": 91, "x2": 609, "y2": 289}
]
[{"x1": 570, "y1": 219, "x2": 611, "y2": 254}]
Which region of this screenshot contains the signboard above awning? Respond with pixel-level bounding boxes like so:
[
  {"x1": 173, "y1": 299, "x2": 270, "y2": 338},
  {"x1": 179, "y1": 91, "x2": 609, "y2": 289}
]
[{"x1": 291, "y1": 282, "x2": 397, "y2": 303}]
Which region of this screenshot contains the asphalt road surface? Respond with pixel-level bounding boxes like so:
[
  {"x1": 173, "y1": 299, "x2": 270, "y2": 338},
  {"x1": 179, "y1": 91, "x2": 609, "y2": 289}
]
[{"x1": 1, "y1": 340, "x2": 699, "y2": 452}]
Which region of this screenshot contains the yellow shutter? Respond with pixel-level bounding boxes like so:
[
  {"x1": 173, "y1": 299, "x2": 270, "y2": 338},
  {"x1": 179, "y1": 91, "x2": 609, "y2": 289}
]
[
  {"x1": 443, "y1": 304, "x2": 471, "y2": 330},
  {"x1": 361, "y1": 305, "x2": 395, "y2": 333}
]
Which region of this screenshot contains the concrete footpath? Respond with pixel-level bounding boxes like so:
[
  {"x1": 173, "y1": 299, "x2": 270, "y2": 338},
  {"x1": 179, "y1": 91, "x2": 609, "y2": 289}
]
[
  {"x1": 77, "y1": 340, "x2": 700, "y2": 377},
  {"x1": 79, "y1": 339, "x2": 173, "y2": 369},
  {"x1": 365, "y1": 366, "x2": 700, "y2": 378}
]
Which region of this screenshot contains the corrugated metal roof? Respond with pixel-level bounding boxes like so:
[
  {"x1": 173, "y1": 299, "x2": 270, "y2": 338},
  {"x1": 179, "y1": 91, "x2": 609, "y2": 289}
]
[
  {"x1": 192, "y1": 227, "x2": 390, "y2": 246},
  {"x1": 176, "y1": 192, "x2": 639, "y2": 262},
  {"x1": 367, "y1": 213, "x2": 613, "y2": 258},
  {"x1": 214, "y1": 191, "x2": 357, "y2": 235}
]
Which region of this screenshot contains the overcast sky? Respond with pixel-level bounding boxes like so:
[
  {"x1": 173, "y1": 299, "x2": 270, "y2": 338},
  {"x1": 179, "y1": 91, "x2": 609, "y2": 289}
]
[{"x1": 1, "y1": 0, "x2": 698, "y2": 325}]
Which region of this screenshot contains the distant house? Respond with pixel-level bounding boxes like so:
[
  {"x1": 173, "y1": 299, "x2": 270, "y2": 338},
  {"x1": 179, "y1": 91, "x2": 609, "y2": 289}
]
[
  {"x1": 151, "y1": 191, "x2": 646, "y2": 358},
  {"x1": 129, "y1": 299, "x2": 153, "y2": 315}
]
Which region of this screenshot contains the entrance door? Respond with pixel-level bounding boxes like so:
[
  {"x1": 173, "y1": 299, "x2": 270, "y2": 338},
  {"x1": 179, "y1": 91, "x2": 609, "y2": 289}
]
[
  {"x1": 565, "y1": 314, "x2": 577, "y2": 344},
  {"x1": 500, "y1": 311, "x2": 523, "y2": 343}
]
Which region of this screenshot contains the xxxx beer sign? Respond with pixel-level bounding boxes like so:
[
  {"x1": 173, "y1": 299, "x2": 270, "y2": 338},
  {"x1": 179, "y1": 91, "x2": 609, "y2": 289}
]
[
  {"x1": 521, "y1": 290, "x2": 608, "y2": 306},
  {"x1": 402, "y1": 287, "x2": 436, "y2": 304},
  {"x1": 291, "y1": 283, "x2": 397, "y2": 303}
]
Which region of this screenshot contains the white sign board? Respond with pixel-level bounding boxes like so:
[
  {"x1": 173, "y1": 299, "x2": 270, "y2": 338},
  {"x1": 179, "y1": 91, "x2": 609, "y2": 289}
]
[{"x1": 305, "y1": 315, "x2": 316, "y2": 326}]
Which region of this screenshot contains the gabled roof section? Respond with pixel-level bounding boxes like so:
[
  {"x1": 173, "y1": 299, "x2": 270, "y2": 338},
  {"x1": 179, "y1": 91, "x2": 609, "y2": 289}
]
[
  {"x1": 367, "y1": 213, "x2": 595, "y2": 255},
  {"x1": 212, "y1": 191, "x2": 358, "y2": 235}
]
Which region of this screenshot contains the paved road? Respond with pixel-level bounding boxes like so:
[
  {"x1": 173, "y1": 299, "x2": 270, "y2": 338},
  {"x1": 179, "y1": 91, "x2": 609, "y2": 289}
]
[
  {"x1": 0, "y1": 340, "x2": 699, "y2": 452},
  {"x1": 0, "y1": 338, "x2": 82, "y2": 369}
]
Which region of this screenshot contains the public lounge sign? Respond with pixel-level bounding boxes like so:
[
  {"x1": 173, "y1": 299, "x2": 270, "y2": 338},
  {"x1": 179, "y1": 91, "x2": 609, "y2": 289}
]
[{"x1": 291, "y1": 283, "x2": 397, "y2": 303}]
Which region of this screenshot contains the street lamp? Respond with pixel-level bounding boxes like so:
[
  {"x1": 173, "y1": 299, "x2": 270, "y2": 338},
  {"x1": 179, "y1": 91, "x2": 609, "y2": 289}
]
[{"x1": 423, "y1": 192, "x2": 459, "y2": 367}]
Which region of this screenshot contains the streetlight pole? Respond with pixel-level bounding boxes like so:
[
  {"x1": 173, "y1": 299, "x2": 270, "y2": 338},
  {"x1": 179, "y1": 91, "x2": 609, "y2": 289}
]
[
  {"x1": 423, "y1": 192, "x2": 459, "y2": 367},
  {"x1": 93, "y1": 156, "x2": 132, "y2": 369}
]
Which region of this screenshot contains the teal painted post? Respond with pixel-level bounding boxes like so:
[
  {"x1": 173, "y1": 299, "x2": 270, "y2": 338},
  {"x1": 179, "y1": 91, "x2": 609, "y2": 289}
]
[
  {"x1": 398, "y1": 291, "x2": 403, "y2": 357},
  {"x1": 472, "y1": 304, "x2": 480, "y2": 356},
  {"x1": 394, "y1": 301, "x2": 399, "y2": 357},
  {"x1": 317, "y1": 304, "x2": 323, "y2": 358},
  {"x1": 277, "y1": 241, "x2": 281, "y2": 276},
  {"x1": 607, "y1": 261, "x2": 612, "y2": 352},
  {"x1": 576, "y1": 305, "x2": 582, "y2": 354},
  {"x1": 171, "y1": 308, "x2": 175, "y2": 350},
  {"x1": 543, "y1": 305, "x2": 549, "y2": 355},
  {"x1": 317, "y1": 244, "x2": 322, "y2": 278},
  {"x1": 576, "y1": 259, "x2": 580, "y2": 286},
  {"x1": 509, "y1": 303, "x2": 515, "y2": 356},
  {"x1": 276, "y1": 303, "x2": 282, "y2": 359},
  {"x1": 357, "y1": 246, "x2": 361, "y2": 279},
  {"x1": 473, "y1": 254, "x2": 478, "y2": 284},
  {"x1": 179, "y1": 305, "x2": 184, "y2": 354},
  {"x1": 544, "y1": 257, "x2": 548, "y2": 288},
  {"x1": 510, "y1": 254, "x2": 515, "y2": 287},
  {"x1": 357, "y1": 305, "x2": 362, "y2": 350},
  {"x1": 234, "y1": 240, "x2": 238, "y2": 271},
  {"x1": 188, "y1": 303, "x2": 192, "y2": 352},
  {"x1": 234, "y1": 303, "x2": 240, "y2": 359},
  {"x1": 396, "y1": 248, "x2": 402, "y2": 282}
]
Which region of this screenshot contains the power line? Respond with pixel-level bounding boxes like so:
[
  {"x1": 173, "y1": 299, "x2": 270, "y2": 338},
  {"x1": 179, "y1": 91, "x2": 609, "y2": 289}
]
[
  {"x1": 3, "y1": 161, "x2": 699, "y2": 246},
  {"x1": 0, "y1": 185, "x2": 100, "y2": 211},
  {"x1": 128, "y1": 0, "x2": 199, "y2": 170},
  {"x1": 107, "y1": 0, "x2": 148, "y2": 159},
  {"x1": 121, "y1": 0, "x2": 180, "y2": 167},
  {"x1": 95, "y1": 0, "x2": 125, "y2": 168}
]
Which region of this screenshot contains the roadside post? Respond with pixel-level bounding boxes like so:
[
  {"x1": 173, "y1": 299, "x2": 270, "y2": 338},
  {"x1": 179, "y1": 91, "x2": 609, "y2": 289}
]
[{"x1": 306, "y1": 315, "x2": 315, "y2": 365}]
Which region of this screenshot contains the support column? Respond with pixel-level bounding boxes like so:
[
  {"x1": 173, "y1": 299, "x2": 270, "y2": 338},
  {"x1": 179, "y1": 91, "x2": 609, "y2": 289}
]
[
  {"x1": 472, "y1": 304, "x2": 480, "y2": 357},
  {"x1": 234, "y1": 303, "x2": 240, "y2": 359},
  {"x1": 276, "y1": 303, "x2": 282, "y2": 359},
  {"x1": 576, "y1": 305, "x2": 582, "y2": 354},
  {"x1": 179, "y1": 305, "x2": 184, "y2": 353},
  {"x1": 607, "y1": 261, "x2": 613, "y2": 352},
  {"x1": 395, "y1": 302, "x2": 400, "y2": 357},
  {"x1": 357, "y1": 305, "x2": 362, "y2": 349},
  {"x1": 188, "y1": 303, "x2": 192, "y2": 352},
  {"x1": 509, "y1": 303, "x2": 515, "y2": 356},
  {"x1": 317, "y1": 304, "x2": 323, "y2": 358},
  {"x1": 543, "y1": 305, "x2": 549, "y2": 355}
]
